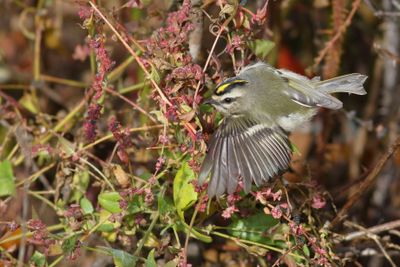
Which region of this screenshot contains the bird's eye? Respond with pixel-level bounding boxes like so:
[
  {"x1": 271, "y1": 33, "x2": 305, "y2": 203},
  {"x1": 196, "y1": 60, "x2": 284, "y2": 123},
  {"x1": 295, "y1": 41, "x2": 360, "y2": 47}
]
[{"x1": 223, "y1": 97, "x2": 233, "y2": 104}]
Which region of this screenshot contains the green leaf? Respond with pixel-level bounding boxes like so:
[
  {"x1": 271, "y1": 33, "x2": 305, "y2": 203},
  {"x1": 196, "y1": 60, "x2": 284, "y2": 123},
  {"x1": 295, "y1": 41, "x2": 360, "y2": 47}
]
[
  {"x1": 179, "y1": 220, "x2": 212, "y2": 243},
  {"x1": 130, "y1": 7, "x2": 143, "y2": 21},
  {"x1": 158, "y1": 194, "x2": 174, "y2": 216},
  {"x1": 29, "y1": 251, "x2": 47, "y2": 267},
  {"x1": 126, "y1": 195, "x2": 144, "y2": 215},
  {"x1": 80, "y1": 197, "x2": 94, "y2": 215},
  {"x1": 228, "y1": 213, "x2": 279, "y2": 245},
  {"x1": 150, "y1": 65, "x2": 161, "y2": 84},
  {"x1": 149, "y1": 110, "x2": 168, "y2": 124},
  {"x1": 139, "y1": 172, "x2": 153, "y2": 181},
  {"x1": 0, "y1": 160, "x2": 16, "y2": 197},
  {"x1": 242, "y1": 15, "x2": 251, "y2": 30},
  {"x1": 98, "y1": 192, "x2": 122, "y2": 213},
  {"x1": 291, "y1": 142, "x2": 301, "y2": 156},
  {"x1": 220, "y1": 4, "x2": 235, "y2": 16},
  {"x1": 102, "y1": 247, "x2": 138, "y2": 267},
  {"x1": 302, "y1": 244, "x2": 310, "y2": 257},
  {"x1": 248, "y1": 39, "x2": 275, "y2": 59},
  {"x1": 180, "y1": 103, "x2": 192, "y2": 113},
  {"x1": 58, "y1": 136, "x2": 76, "y2": 157},
  {"x1": 62, "y1": 234, "x2": 79, "y2": 254},
  {"x1": 97, "y1": 209, "x2": 115, "y2": 232},
  {"x1": 173, "y1": 162, "x2": 198, "y2": 219},
  {"x1": 19, "y1": 93, "x2": 39, "y2": 114},
  {"x1": 164, "y1": 259, "x2": 178, "y2": 267},
  {"x1": 199, "y1": 102, "x2": 214, "y2": 114},
  {"x1": 145, "y1": 249, "x2": 157, "y2": 267},
  {"x1": 97, "y1": 223, "x2": 114, "y2": 232},
  {"x1": 71, "y1": 169, "x2": 90, "y2": 202},
  {"x1": 172, "y1": 162, "x2": 212, "y2": 242}
]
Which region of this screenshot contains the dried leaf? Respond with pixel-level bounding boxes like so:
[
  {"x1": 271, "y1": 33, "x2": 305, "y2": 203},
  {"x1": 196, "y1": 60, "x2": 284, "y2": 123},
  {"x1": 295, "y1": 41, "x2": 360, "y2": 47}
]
[{"x1": 112, "y1": 164, "x2": 130, "y2": 188}]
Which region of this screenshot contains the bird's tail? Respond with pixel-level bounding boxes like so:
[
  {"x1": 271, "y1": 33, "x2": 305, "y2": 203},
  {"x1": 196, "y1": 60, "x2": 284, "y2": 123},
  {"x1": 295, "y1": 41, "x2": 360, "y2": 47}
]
[
  {"x1": 279, "y1": 68, "x2": 367, "y2": 110},
  {"x1": 315, "y1": 74, "x2": 368, "y2": 95}
]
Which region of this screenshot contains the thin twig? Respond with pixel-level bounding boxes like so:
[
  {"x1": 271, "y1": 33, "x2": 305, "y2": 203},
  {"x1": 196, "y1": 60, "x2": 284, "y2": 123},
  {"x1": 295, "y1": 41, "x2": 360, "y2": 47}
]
[
  {"x1": 134, "y1": 187, "x2": 165, "y2": 257},
  {"x1": 0, "y1": 224, "x2": 64, "y2": 245},
  {"x1": 118, "y1": 81, "x2": 148, "y2": 94},
  {"x1": 108, "y1": 56, "x2": 135, "y2": 82},
  {"x1": 330, "y1": 136, "x2": 400, "y2": 228},
  {"x1": 210, "y1": 230, "x2": 306, "y2": 261},
  {"x1": 16, "y1": 162, "x2": 56, "y2": 187},
  {"x1": 192, "y1": 2, "x2": 239, "y2": 107},
  {"x1": 104, "y1": 87, "x2": 157, "y2": 123},
  {"x1": 182, "y1": 192, "x2": 207, "y2": 265},
  {"x1": 374, "y1": 43, "x2": 400, "y2": 64},
  {"x1": 88, "y1": 2, "x2": 172, "y2": 107},
  {"x1": 371, "y1": 235, "x2": 397, "y2": 267},
  {"x1": 77, "y1": 124, "x2": 163, "y2": 153},
  {"x1": 40, "y1": 99, "x2": 86, "y2": 144},
  {"x1": 344, "y1": 221, "x2": 397, "y2": 267},
  {"x1": 40, "y1": 74, "x2": 88, "y2": 88},
  {"x1": 0, "y1": 84, "x2": 31, "y2": 90},
  {"x1": 313, "y1": 0, "x2": 362, "y2": 69},
  {"x1": 344, "y1": 219, "x2": 400, "y2": 241}
]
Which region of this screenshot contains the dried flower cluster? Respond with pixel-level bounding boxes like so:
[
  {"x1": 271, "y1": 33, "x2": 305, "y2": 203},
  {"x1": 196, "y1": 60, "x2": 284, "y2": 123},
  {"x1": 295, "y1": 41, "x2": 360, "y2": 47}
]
[{"x1": 27, "y1": 220, "x2": 55, "y2": 256}]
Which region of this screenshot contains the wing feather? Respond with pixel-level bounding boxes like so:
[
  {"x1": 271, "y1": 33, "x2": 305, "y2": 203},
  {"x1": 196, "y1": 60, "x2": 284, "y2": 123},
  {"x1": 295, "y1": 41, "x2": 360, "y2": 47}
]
[
  {"x1": 216, "y1": 139, "x2": 228, "y2": 197},
  {"x1": 235, "y1": 132, "x2": 256, "y2": 193},
  {"x1": 277, "y1": 68, "x2": 344, "y2": 109},
  {"x1": 208, "y1": 135, "x2": 222, "y2": 198},
  {"x1": 226, "y1": 137, "x2": 240, "y2": 194},
  {"x1": 245, "y1": 138, "x2": 268, "y2": 186},
  {"x1": 267, "y1": 133, "x2": 291, "y2": 168},
  {"x1": 198, "y1": 133, "x2": 217, "y2": 184},
  {"x1": 255, "y1": 132, "x2": 278, "y2": 178},
  {"x1": 199, "y1": 117, "x2": 292, "y2": 197}
]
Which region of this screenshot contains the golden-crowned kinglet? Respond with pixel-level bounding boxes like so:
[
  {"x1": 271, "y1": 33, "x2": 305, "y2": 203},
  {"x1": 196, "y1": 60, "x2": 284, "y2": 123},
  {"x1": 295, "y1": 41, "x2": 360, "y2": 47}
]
[{"x1": 199, "y1": 62, "x2": 367, "y2": 197}]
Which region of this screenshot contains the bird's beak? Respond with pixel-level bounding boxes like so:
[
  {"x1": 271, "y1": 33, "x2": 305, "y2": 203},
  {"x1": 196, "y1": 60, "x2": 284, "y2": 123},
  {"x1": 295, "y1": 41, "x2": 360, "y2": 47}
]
[{"x1": 203, "y1": 98, "x2": 217, "y2": 106}]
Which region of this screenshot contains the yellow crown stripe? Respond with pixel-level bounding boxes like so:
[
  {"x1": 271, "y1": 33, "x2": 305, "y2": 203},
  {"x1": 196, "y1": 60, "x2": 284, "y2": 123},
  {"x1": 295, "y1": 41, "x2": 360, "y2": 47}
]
[
  {"x1": 216, "y1": 83, "x2": 231, "y2": 94},
  {"x1": 216, "y1": 79, "x2": 247, "y2": 94}
]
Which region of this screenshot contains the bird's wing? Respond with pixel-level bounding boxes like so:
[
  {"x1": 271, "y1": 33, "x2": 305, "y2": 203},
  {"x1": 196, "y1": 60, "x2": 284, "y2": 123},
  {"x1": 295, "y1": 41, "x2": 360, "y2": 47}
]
[
  {"x1": 277, "y1": 68, "x2": 344, "y2": 110},
  {"x1": 198, "y1": 117, "x2": 292, "y2": 198}
]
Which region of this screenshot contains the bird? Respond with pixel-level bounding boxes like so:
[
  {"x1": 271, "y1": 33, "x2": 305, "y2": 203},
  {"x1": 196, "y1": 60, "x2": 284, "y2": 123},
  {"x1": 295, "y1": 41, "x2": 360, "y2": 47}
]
[{"x1": 198, "y1": 62, "x2": 367, "y2": 198}]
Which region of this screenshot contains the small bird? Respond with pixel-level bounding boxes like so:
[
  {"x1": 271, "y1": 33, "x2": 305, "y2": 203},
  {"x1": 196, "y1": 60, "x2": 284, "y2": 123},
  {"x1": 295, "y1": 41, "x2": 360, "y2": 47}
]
[{"x1": 199, "y1": 62, "x2": 367, "y2": 197}]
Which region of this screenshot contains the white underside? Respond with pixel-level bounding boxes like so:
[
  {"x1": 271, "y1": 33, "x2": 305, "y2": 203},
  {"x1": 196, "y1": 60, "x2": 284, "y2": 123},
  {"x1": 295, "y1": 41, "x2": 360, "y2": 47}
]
[{"x1": 277, "y1": 110, "x2": 317, "y2": 132}]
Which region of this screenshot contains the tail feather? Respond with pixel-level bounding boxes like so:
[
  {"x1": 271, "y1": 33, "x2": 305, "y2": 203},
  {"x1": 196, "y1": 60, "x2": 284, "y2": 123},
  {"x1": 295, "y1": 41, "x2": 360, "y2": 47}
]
[
  {"x1": 315, "y1": 74, "x2": 367, "y2": 95},
  {"x1": 278, "y1": 67, "x2": 367, "y2": 110}
]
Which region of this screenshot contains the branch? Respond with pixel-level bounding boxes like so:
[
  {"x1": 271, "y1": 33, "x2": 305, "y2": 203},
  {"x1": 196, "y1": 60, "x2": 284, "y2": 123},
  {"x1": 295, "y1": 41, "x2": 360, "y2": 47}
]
[
  {"x1": 89, "y1": 2, "x2": 173, "y2": 107},
  {"x1": 192, "y1": 2, "x2": 239, "y2": 107},
  {"x1": 343, "y1": 221, "x2": 398, "y2": 267},
  {"x1": 313, "y1": 0, "x2": 362, "y2": 70},
  {"x1": 343, "y1": 219, "x2": 400, "y2": 241},
  {"x1": 330, "y1": 136, "x2": 400, "y2": 228}
]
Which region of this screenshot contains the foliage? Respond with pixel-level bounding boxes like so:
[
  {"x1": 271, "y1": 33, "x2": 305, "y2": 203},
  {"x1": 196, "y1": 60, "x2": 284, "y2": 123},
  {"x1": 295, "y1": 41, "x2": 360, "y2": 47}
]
[{"x1": 0, "y1": 0, "x2": 399, "y2": 266}]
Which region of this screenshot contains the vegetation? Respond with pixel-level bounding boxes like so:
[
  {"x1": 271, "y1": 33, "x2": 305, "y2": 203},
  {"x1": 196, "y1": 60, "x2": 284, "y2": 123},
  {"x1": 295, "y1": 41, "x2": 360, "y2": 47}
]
[{"x1": 1, "y1": 0, "x2": 399, "y2": 266}]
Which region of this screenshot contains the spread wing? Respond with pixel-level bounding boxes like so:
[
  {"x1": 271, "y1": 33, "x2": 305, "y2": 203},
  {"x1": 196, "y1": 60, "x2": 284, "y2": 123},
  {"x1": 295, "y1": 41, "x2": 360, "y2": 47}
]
[{"x1": 198, "y1": 117, "x2": 292, "y2": 197}]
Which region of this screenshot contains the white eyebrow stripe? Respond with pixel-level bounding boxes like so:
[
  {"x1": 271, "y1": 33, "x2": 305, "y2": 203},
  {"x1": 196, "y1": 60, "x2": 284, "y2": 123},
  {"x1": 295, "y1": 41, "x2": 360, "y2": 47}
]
[{"x1": 217, "y1": 89, "x2": 245, "y2": 99}]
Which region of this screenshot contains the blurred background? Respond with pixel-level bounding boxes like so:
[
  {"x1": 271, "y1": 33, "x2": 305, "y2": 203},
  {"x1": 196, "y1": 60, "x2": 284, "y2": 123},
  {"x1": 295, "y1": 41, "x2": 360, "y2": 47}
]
[{"x1": 0, "y1": 0, "x2": 400, "y2": 266}]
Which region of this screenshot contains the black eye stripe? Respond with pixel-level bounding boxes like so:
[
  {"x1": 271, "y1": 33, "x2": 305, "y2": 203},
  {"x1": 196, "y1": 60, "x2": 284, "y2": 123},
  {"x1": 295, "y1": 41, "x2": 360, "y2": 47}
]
[{"x1": 222, "y1": 97, "x2": 236, "y2": 104}]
